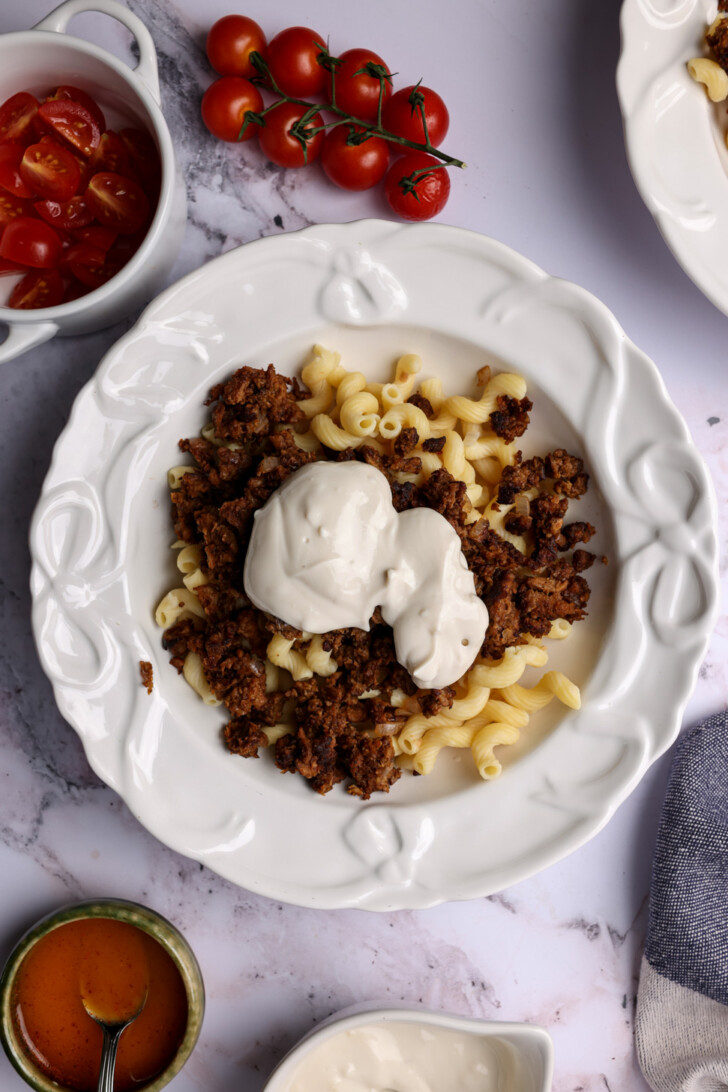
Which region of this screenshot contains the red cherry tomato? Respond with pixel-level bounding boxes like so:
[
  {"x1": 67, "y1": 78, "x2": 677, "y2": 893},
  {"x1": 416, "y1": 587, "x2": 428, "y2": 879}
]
[
  {"x1": 321, "y1": 125, "x2": 389, "y2": 190},
  {"x1": 37, "y1": 100, "x2": 102, "y2": 158},
  {"x1": 0, "y1": 92, "x2": 39, "y2": 144},
  {"x1": 0, "y1": 192, "x2": 33, "y2": 227},
  {"x1": 383, "y1": 152, "x2": 450, "y2": 221},
  {"x1": 8, "y1": 268, "x2": 64, "y2": 309},
  {"x1": 35, "y1": 195, "x2": 93, "y2": 231},
  {"x1": 74, "y1": 224, "x2": 117, "y2": 251},
  {"x1": 258, "y1": 101, "x2": 324, "y2": 168},
  {"x1": 206, "y1": 15, "x2": 266, "y2": 78},
  {"x1": 88, "y1": 131, "x2": 132, "y2": 177},
  {"x1": 381, "y1": 85, "x2": 449, "y2": 148},
  {"x1": 62, "y1": 241, "x2": 107, "y2": 287},
  {"x1": 0, "y1": 145, "x2": 33, "y2": 198},
  {"x1": 19, "y1": 142, "x2": 80, "y2": 201},
  {"x1": 85, "y1": 172, "x2": 150, "y2": 234},
  {"x1": 0, "y1": 216, "x2": 63, "y2": 268},
  {"x1": 265, "y1": 26, "x2": 327, "y2": 97},
  {"x1": 46, "y1": 86, "x2": 106, "y2": 133},
  {"x1": 332, "y1": 48, "x2": 392, "y2": 122},
  {"x1": 201, "y1": 77, "x2": 263, "y2": 142},
  {"x1": 118, "y1": 128, "x2": 161, "y2": 198}
]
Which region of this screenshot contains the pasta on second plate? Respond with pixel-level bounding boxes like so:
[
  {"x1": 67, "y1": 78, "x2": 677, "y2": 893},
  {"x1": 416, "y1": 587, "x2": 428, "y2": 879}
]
[{"x1": 155, "y1": 345, "x2": 600, "y2": 798}]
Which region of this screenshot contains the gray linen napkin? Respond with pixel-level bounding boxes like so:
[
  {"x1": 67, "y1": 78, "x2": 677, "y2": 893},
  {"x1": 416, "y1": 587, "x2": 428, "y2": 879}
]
[{"x1": 636, "y1": 711, "x2": 728, "y2": 1091}]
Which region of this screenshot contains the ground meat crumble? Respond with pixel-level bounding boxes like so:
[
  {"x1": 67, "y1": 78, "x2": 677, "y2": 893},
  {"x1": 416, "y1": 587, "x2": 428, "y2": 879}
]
[{"x1": 162, "y1": 363, "x2": 600, "y2": 799}]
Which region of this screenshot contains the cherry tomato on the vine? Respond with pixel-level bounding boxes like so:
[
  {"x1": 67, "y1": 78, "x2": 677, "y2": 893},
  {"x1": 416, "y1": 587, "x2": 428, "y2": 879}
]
[
  {"x1": 332, "y1": 48, "x2": 392, "y2": 122},
  {"x1": 265, "y1": 26, "x2": 328, "y2": 97},
  {"x1": 383, "y1": 152, "x2": 450, "y2": 221},
  {"x1": 321, "y1": 125, "x2": 389, "y2": 191},
  {"x1": 381, "y1": 85, "x2": 449, "y2": 148},
  {"x1": 206, "y1": 15, "x2": 266, "y2": 78},
  {"x1": 201, "y1": 76, "x2": 263, "y2": 143},
  {"x1": 258, "y1": 101, "x2": 324, "y2": 168}
]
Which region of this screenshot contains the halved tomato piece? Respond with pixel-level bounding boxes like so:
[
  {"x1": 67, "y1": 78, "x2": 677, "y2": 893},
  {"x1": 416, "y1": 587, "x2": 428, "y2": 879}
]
[
  {"x1": 73, "y1": 224, "x2": 117, "y2": 251},
  {"x1": 85, "y1": 172, "x2": 149, "y2": 234},
  {"x1": 20, "y1": 142, "x2": 80, "y2": 201},
  {"x1": 119, "y1": 127, "x2": 161, "y2": 197},
  {"x1": 61, "y1": 241, "x2": 106, "y2": 287},
  {"x1": 8, "y1": 268, "x2": 63, "y2": 309},
  {"x1": 0, "y1": 216, "x2": 63, "y2": 268},
  {"x1": 35, "y1": 195, "x2": 93, "y2": 231},
  {"x1": 0, "y1": 145, "x2": 33, "y2": 198},
  {"x1": 46, "y1": 86, "x2": 106, "y2": 133},
  {"x1": 87, "y1": 130, "x2": 132, "y2": 177},
  {"x1": 0, "y1": 191, "x2": 33, "y2": 227},
  {"x1": 37, "y1": 100, "x2": 101, "y2": 158},
  {"x1": 0, "y1": 92, "x2": 39, "y2": 144}
]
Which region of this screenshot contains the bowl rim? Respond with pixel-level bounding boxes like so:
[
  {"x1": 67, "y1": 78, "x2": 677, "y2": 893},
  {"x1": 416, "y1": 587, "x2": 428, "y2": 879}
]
[
  {"x1": 0, "y1": 897, "x2": 205, "y2": 1092},
  {"x1": 0, "y1": 27, "x2": 178, "y2": 323},
  {"x1": 261, "y1": 1002, "x2": 554, "y2": 1092}
]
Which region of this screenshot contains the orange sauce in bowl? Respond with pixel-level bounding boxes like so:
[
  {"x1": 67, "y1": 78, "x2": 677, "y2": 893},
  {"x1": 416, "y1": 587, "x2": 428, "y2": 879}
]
[{"x1": 11, "y1": 918, "x2": 188, "y2": 1092}]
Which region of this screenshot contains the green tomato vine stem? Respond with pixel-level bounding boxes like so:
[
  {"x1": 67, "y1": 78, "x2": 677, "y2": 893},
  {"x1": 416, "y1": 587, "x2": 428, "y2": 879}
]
[{"x1": 243, "y1": 50, "x2": 466, "y2": 171}]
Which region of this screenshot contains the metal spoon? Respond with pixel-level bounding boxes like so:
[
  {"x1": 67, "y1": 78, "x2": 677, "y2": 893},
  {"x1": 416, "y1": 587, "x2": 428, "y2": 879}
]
[{"x1": 82, "y1": 993, "x2": 147, "y2": 1092}]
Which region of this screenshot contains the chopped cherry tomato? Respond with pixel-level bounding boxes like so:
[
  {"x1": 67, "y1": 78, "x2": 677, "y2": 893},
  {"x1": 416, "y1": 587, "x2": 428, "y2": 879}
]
[
  {"x1": 61, "y1": 241, "x2": 107, "y2": 287},
  {"x1": 201, "y1": 77, "x2": 263, "y2": 142},
  {"x1": 38, "y1": 100, "x2": 101, "y2": 158},
  {"x1": 0, "y1": 92, "x2": 39, "y2": 144},
  {"x1": 383, "y1": 152, "x2": 450, "y2": 221},
  {"x1": 206, "y1": 15, "x2": 266, "y2": 78},
  {"x1": 20, "y1": 142, "x2": 80, "y2": 201},
  {"x1": 8, "y1": 268, "x2": 64, "y2": 309},
  {"x1": 118, "y1": 128, "x2": 161, "y2": 197},
  {"x1": 265, "y1": 26, "x2": 327, "y2": 97},
  {"x1": 85, "y1": 172, "x2": 149, "y2": 234},
  {"x1": 332, "y1": 48, "x2": 392, "y2": 122},
  {"x1": 0, "y1": 145, "x2": 33, "y2": 198},
  {"x1": 87, "y1": 130, "x2": 132, "y2": 177},
  {"x1": 381, "y1": 85, "x2": 449, "y2": 148},
  {"x1": 321, "y1": 125, "x2": 389, "y2": 190},
  {"x1": 35, "y1": 195, "x2": 93, "y2": 231},
  {"x1": 258, "y1": 101, "x2": 324, "y2": 168},
  {"x1": 0, "y1": 192, "x2": 33, "y2": 227},
  {"x1": 46, "y1": 86, "x2": 106, "y2": 133},
  {"x1": 0, "y1": 216, "x2": 63, "y2": 268},
  {"x1": 74, "y1": 224, "x2": 117, "y2": 251},
  {"x1": 0, "y1": 258, "x2": 28, "y2": 276}
]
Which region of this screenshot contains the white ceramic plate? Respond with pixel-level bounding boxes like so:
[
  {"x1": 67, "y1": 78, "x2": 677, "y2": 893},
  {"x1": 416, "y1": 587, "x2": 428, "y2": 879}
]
[
  {"x1": 617, "y1": 0, "x2": 728, "y2": 314},
  {"x1": 29, "y1": 220, "x2": 718, "y2": 911}
]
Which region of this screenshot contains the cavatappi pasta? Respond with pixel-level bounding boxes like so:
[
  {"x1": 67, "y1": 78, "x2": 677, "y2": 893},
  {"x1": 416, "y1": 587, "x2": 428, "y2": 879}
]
[{"x1": 157, "y1": 345, "x2": 592, "y2": 789}]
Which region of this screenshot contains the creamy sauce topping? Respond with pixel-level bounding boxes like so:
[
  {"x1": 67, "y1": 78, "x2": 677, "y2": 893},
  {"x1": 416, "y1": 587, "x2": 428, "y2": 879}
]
[
  {"x1": 243, "y1": 461, "x2": 488, "y2": 689},
  {"x1": 279, "y1": 1021, "x2": 526, "y2": 1092}
]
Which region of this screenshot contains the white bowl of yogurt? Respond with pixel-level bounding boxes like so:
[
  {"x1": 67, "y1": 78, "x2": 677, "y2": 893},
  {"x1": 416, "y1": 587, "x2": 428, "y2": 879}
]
[{"x1": 263, "y1": 1005, "x2": 554, "y2": 1092}]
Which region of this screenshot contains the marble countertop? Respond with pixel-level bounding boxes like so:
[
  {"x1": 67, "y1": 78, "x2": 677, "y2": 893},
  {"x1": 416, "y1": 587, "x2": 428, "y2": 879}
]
[{"x1": 1, "y1": 1, "x2": 726, "y2": 1090}]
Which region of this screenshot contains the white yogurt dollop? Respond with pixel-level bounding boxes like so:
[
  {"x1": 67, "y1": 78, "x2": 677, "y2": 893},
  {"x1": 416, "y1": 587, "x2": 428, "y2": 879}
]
[{"x1": 243, "y1": 461, "x2": 488, "y2": 689}]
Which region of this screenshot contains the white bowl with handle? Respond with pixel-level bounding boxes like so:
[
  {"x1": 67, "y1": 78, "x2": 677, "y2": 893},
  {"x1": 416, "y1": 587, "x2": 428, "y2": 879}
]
[{"x1": 0, "y1": 0, "x2": 186, "y2": 365}]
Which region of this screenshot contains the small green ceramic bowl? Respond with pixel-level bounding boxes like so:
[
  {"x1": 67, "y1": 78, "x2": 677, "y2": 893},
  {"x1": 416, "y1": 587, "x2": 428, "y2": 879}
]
[{"x1": 0, "y1": 898, "x2": 205, "y2": 1092}]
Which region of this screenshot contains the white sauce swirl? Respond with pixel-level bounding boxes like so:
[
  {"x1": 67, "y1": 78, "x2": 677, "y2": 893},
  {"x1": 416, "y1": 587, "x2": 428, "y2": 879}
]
[
  {"x1": 278, "y1": 1021, "x2": 528, "y2": 1092},
  {"x1": 243, "y1": 461, "x2": 488, "y2": 689}
]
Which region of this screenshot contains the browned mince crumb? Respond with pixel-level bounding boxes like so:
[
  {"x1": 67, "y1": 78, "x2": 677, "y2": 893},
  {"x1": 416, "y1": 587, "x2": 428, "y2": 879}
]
[
  {"x1": 407, "y1": 391, "x2": 434, "y2": 417},
  {"x1": 163, "y1": 363, "x2": 600, "y2": 799},
  {"x1": 707, "y1": 17, "x2": 728, "y2": 69},
  {"x1": 139, "y1": 660, "x2": 153, "y2": 694}
]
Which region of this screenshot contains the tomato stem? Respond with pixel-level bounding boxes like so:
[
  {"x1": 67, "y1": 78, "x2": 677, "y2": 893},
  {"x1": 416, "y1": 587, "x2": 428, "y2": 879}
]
[{"x1": 247, "y1": 50, "x2": 466, "y2": 169}]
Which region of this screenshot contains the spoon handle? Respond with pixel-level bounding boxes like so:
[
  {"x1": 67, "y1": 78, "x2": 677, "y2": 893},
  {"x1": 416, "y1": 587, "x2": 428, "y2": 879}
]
[{"x1": 97, "y1": 1024, "x2": 126, "y2": 1092}]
